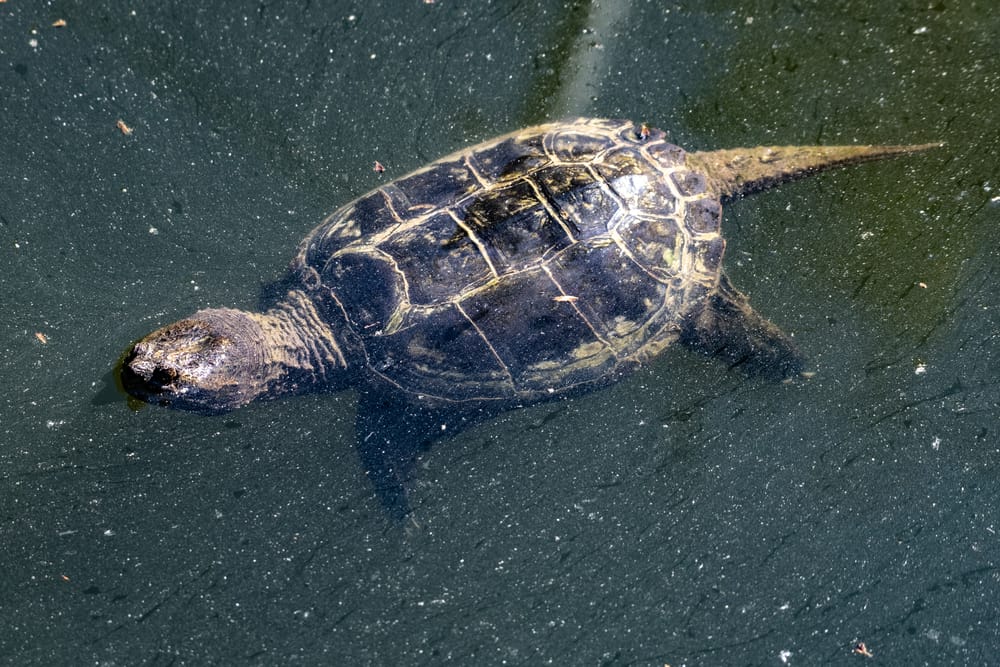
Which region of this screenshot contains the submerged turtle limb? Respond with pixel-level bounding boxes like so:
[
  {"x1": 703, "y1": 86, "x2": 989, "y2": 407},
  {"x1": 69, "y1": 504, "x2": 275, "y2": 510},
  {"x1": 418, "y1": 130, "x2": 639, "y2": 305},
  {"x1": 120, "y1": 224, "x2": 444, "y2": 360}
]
[{"x1": 680, "y1": 273, "x2": 804, "y2": 380}]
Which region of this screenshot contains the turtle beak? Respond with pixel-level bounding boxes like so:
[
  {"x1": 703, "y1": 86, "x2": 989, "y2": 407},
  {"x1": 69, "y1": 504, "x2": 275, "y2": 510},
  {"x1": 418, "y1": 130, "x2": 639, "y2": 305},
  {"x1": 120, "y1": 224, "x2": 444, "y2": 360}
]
[
  {"x1": 120, "y1": 345, "x2": 181, "y2": 401},
  {"x1": 119, "y1": 341, "x2": 207, "y2": 411}
]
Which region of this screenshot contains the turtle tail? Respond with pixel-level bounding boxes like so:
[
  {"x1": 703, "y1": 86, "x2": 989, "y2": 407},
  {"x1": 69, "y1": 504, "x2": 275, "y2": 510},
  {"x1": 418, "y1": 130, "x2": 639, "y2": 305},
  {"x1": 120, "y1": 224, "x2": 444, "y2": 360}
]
[{"x1": 688, "y1": 142, "x2": 942, "y2": 199}]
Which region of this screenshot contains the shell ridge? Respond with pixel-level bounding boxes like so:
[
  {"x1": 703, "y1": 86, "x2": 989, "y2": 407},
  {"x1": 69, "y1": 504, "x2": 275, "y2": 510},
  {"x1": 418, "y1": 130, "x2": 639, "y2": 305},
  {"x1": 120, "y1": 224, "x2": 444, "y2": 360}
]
[
  {"x1": 448, "y1": 209, "x2": 500, "y2": 279},
  {"x1": 463, "y1": 153, "x2": 490, "y2": 189},
  {"x1": 522, "y1": 173, "x2": 579, "y2": 243}
]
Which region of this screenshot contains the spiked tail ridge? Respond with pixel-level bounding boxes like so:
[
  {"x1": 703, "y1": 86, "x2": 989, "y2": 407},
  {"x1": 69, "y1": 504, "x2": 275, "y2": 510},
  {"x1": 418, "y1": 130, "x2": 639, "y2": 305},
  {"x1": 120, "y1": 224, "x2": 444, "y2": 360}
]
[{"x1": 687, "y1": 142, "x2": 942, "y2": 199}]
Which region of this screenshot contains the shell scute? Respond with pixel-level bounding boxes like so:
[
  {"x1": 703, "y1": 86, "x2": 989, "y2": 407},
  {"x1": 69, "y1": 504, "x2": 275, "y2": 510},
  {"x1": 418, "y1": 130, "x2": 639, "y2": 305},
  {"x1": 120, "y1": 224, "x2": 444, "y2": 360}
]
[
  {"x1": 544, "y1": 126, "x2": 619, "y2": 162},
  {"x1": 644, "y1": 141, "x2": 686, "y2": 167},
  {"x1": 618, "y1": 215, "x2": 683, "y2": 280},
  {"x1": 546, "y1": 240, "x2": 669, "y2": 353},
  {"x1": 379, "y1": 211, "x2": 493, "y2": 306},
  {"x1": 669, "y1": 170, "x2": 709, "y2": 198},
  {"x1": 325, "y1": 250, "x2": 402, "y2": 332},
  {"x1": 391, "y1": 158, "x2": 481, "y2": 211},
  {"x1": 590, "y1": 147, "x2": 671, "y2": 213},
  {"x1": 369, "y1": 303, "x2": 514, "y2": 398},
  {"x1": 469, "y1": 135, "x2": 549, "y2": 183},
  {"x1": 691, "y1": 236, "x2": 726, "y2": 277},
  {"x1": 350, "y1": 184, "x2": 410, "y2": 235},
  {"x1": 683, "y1": 197, "x2": 722, "y2": 234},
  {"x1": 463, "y1": 178, "x2": 574, "y2": 270},
  {"x1": 457, "y1": 270, "x2": 613, "y2": 392},
  {"x1": 536, "y1": 164, "x2": 619, "y2": 239}
]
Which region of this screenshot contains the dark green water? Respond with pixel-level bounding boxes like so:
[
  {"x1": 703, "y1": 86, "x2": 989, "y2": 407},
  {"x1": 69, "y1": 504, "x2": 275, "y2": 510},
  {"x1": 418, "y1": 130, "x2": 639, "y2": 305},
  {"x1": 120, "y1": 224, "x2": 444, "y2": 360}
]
[{"x1": 2, "y1": 1, "x2": 998, "y2": 663}]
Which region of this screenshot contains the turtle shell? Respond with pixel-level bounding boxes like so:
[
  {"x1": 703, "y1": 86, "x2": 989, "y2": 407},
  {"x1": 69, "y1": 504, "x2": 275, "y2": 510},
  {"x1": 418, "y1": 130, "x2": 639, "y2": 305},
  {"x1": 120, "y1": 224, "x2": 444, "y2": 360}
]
[{"x1": 293, "y1": 118, "x2": 725, "y2": 402}]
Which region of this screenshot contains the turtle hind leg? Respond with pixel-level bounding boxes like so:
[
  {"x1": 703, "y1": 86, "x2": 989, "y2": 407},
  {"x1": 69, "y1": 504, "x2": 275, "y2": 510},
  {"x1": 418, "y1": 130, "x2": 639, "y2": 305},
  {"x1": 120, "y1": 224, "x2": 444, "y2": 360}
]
[{"x1": 680, "y1": 273, "x2": 805, "y2": 381}]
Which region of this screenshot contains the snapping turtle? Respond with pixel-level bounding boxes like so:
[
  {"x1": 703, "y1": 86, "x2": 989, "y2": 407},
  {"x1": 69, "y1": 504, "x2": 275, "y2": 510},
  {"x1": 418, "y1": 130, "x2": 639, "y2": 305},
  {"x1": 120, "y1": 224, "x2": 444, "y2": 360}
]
[{"x1": 120, "y1": 118, "x2": 936, "y2": 509}]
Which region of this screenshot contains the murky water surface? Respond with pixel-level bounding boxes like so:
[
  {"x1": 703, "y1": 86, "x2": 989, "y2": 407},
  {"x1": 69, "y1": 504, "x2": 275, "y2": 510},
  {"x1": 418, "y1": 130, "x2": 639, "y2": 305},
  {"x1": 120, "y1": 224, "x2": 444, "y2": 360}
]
[{"x1": 2, "y1": 1, "x2": 998, "y2": 663}]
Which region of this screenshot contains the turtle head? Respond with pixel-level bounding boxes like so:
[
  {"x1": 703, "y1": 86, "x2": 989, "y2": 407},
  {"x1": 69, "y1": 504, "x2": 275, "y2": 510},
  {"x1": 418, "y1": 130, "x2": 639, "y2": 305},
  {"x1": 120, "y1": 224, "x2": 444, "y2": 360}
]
[{"x1": 120, "y1": 308, "x2": 271, "y2": 414}]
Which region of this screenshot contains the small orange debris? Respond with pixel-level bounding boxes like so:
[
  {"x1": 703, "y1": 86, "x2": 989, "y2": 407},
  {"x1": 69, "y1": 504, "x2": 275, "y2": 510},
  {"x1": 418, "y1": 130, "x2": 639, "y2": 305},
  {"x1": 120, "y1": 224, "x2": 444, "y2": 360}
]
[
  {"x1": 34, "y1": 332, "x2": 48, "y2": 344},
  {"x1": 52, "y1": 19, "x2": 68, "y2": 27},
  {"x1": 373, "y1": 160, "x2": 385, "y2": 174},
  {"x1": 639, "y1": 123, "x2": 651, "y2": 141},
  {"x1": 116, "y1": 119, "x2": 133, "y2": 136}
]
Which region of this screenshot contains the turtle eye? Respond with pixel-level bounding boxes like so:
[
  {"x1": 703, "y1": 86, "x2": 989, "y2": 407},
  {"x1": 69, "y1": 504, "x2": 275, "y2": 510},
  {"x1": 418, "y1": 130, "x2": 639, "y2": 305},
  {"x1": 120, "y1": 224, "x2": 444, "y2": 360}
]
[{"x1": 149, "y1": 366, "x2": 179, "y2": 390}]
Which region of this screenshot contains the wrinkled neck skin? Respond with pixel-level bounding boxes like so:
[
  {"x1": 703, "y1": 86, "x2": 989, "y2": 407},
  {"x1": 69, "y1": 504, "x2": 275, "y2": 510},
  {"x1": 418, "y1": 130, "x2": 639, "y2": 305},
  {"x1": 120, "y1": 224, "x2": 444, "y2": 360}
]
[{"x1": 121, "y1": 290, "x2": 350, "y2": 414}]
